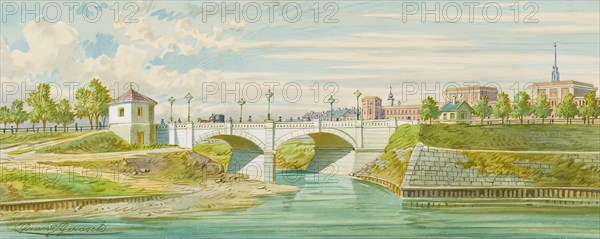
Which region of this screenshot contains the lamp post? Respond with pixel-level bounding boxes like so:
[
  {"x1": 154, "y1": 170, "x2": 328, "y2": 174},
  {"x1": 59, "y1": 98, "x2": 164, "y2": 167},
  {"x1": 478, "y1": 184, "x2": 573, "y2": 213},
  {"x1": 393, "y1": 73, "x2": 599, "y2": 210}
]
[
  {"x1": 353, "y1": 90, "x2": 362, "y2": 120},
  {"x1": 327, "y1": 95, "x2": 336, "y2": 121},
  {"x1": 168, "y1": 96, "x2": 176, "y2": 123},
  {"x1": 265, "y1": 89, "x2": 274, "y2": 120},
  {"x1": 237, "y1": 98, "x2": 246, "y2": 123},
  {"x1": 184, "y1": 93, "x2": 193, "y2": 123}
]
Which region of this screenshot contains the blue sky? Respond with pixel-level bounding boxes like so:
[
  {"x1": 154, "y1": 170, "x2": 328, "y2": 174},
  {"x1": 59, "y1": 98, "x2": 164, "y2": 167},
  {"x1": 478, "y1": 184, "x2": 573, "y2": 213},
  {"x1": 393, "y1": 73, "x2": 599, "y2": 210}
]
[{"x1": 1, "y1": 1, "x2": 599, "y2": 122}]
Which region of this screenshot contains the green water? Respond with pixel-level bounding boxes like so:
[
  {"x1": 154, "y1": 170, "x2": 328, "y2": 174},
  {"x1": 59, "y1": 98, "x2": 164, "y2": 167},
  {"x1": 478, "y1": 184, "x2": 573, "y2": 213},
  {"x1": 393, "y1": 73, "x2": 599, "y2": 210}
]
[{"x1": 2, "y1": 171, "x2": 599, "y2": 238}]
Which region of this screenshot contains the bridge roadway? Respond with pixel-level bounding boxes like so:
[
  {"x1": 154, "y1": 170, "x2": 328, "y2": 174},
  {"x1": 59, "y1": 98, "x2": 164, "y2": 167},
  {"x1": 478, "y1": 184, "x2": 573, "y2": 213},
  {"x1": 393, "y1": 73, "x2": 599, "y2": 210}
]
[{"x1": 159, "y1": 119, "x2": 414, "y2": 181}]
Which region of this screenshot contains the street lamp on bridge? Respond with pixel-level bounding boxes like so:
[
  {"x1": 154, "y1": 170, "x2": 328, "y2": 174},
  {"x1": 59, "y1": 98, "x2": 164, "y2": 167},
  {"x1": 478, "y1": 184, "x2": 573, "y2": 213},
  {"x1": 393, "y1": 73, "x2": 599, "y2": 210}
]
[
  {"x1": 168, "y1": 96, "x2": 176, "y2": 123},
  {"x1": 353, "y1": 90, "x2": 362, "y2": 120},
  {"x1": 265, "y1": 89, "x2": 274, "y2": 121},
  {"x1": 327, "y1": 95, "x2": 337, "y2": 121},
  {"x1": 184, "y1": 93, "x2": 193, "y2": 123},
  {"x1": 237, "y1": 98, "x2": 246, "y2": 123}
]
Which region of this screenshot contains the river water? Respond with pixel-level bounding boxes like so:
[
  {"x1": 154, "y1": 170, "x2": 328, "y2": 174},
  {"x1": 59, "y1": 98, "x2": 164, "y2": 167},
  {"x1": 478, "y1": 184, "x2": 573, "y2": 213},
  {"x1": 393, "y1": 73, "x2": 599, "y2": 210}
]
[{"x1": 2, "y1": 171, "x2": 599, "y2": 238}]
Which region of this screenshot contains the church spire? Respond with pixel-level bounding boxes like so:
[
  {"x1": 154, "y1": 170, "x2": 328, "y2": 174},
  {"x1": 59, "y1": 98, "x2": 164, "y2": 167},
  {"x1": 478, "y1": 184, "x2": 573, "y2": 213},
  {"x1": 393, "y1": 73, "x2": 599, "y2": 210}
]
[
  {"x1": 551, "y1": 43, "x2": 560, "y2": 82},
  {"x1": 387, "y1": 85, "x2": 395, "y2": 106}
]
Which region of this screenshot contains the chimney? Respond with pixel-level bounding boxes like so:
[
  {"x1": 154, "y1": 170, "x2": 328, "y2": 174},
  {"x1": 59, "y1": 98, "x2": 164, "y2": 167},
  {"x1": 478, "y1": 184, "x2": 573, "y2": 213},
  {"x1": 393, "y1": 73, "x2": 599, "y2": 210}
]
[{"x1": 452, "y1": 96, "x2": 457, "y2": 104}]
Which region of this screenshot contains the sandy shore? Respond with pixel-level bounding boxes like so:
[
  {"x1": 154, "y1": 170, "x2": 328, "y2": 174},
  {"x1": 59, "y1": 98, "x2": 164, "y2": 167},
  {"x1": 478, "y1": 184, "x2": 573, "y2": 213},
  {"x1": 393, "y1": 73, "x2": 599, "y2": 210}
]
[{"x1": 0, "y1": 179, "x2": 299, "y2": 221}]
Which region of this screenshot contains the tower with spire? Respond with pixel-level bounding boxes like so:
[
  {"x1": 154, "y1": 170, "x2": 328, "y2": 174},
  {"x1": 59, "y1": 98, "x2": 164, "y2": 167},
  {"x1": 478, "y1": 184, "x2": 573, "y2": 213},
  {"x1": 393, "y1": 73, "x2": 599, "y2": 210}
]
[
  {"x1": 387, "y1": 85, "x2": 395, "y2": 106},
  {"x1": 551, "y1": 43, "x2": 560, "y2": 82}
]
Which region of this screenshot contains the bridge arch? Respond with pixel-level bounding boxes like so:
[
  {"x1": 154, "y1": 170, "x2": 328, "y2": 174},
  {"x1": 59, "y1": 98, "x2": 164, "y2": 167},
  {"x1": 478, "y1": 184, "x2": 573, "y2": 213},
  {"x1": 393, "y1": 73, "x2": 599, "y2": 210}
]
[
  {"x1": 193, "y1": 130, "x2": 267, "y2": 151},
  {"x1": 274, "y1": 128, "x2": 357, "y2": 175},
  {"x1": 274, "y1": 128, "x2": 357, "y2": 150},
  {"x1": 193, "y1": 130, "x2": 267, "y2": 181}
]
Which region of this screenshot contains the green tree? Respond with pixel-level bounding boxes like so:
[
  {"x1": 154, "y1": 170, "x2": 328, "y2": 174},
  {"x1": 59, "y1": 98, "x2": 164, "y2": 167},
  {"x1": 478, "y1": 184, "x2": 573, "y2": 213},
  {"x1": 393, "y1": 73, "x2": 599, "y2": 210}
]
[
  {"x1": 473, "y1": 96, "x2": 493, "y2": 125},
  {"x1": 420, "y1": 96, "x2": 441, "y2": 124},
  {"x1": 75, "y1": 87, "x2": 94, "y2": 128},
  {"x1": 89, "y1": 79, "x2": 112, "y2": 129},
  {"x1": 27, "y1": 83, "x2": 57, "y2": 132},
  {"x1": 75, "y1": 79, "x2": 112, "y2": 129},
  {"x1": 53, "y1": 99, "x2": 75, "y2": 131},
  {"x1": 533, "y1": 94, "x2": 552, "y2": 124},
  {"x1": 9, "y1": 100, "x2": 28, "y2": 132},
  {"x1": 578, "y1": 91, "x2": 599, "y2": 124},
  {"x1": 0, "y1": 106, "x2": 10, "y2": 128},
  {"x1": 512, "y1": 91, "x2": 532, "y2": 124},
  {"x1": 493, "y1": 92, "x2": 511, "y2": 125},
  {"x1": 556, "y1": 93, "x2": 578, "y2": 124}
]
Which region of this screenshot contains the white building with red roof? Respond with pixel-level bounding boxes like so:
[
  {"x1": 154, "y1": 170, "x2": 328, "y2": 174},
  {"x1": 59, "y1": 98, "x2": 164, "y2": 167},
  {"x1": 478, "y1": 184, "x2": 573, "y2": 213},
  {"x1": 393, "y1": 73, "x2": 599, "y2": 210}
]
[{"x1": 109, "y1": 86, "x2": 158, "y2": 145}]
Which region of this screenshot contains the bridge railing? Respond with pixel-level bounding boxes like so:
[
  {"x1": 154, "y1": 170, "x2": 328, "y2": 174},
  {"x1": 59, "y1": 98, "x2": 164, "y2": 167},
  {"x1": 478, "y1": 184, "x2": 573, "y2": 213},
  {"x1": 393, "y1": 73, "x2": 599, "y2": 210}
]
[{"x1": 163, "y1": 119, "x2": 415, "y2": 131}]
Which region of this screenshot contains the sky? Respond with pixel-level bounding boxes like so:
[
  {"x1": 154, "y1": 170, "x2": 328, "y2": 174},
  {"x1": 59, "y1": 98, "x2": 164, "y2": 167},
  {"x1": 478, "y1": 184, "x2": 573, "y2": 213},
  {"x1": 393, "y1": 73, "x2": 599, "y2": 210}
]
[{"x1": 1, "y1": 0, "x2": 599, "y2": 123}]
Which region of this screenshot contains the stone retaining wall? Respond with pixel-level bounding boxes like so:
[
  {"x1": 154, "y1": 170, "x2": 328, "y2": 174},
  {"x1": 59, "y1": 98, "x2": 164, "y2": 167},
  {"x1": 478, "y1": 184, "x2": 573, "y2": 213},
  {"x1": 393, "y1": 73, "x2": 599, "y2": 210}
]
[{"x1": 401, "y1": 143, "x2": 600, "y2": 198}]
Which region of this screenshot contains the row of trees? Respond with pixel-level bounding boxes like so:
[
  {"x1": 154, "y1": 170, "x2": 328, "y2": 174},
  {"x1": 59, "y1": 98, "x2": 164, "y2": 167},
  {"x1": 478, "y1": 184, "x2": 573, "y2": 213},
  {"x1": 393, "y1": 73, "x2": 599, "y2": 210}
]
[
  {"x1": 0, "y1": 79, "x2": 113, "y2": 132},
  {"x1": 420, "y1": 91, "x2": 599, "y2": 125}
]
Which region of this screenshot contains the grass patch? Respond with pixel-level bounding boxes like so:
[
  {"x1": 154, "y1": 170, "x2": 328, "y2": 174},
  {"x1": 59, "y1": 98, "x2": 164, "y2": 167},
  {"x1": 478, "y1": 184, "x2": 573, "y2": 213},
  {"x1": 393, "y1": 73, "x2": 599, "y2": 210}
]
[
  {"x1": 385, "y1": 124, "x2": 421, "y2": 152},
  {"x1": 386, "y1": 124, "x2": 600, "y2": 152},
  {"x1": 458, "y1": 151, "x2": 600, "y2": 187},
  {"x1": 192, "y1": 142, "x2": 232, "y2": 169},
  {"x1": 144, "y1": 151, "x2": 222, "y2": 185},
  {"x1": 36, "y1": 132, "x2": 131, "y2": 153},
  {"x1": 0, "y1": 166, "x2": 158, "y2": 202},
  {"x1": 366, "y1": 149, "x2": 413, "y2": 185},
  {"x1": 7, "y1": 148, "x2": 35, "y2": 155},
  {"x1": 0, "y1": 132, "x2": 86, "y2": 149},
  {"x1": 276, "y1": 139, "x2": 315, "y2": 170},
  {"x1": 34, "y1": 132, "x2": 177, "y2": 154}
]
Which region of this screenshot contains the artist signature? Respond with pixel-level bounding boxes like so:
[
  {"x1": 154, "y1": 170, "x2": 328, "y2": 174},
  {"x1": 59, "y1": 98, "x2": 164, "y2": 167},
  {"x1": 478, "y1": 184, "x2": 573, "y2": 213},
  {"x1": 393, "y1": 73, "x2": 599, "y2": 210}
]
[{"x1": 14, "y1": 222, "x2": 107, "y2": 237}]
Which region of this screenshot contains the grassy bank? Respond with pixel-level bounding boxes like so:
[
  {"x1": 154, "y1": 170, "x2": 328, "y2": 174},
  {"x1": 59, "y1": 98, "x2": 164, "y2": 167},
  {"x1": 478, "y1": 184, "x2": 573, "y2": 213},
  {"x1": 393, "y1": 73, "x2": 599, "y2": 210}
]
[
  {"x1": 192, "y1": 142, "x2": 232, "y2": 169},
  {"x1": 386, "y1": 124, "x2": 600, "y2": 152},
  {"x1": 458, "y1": 151, "x2": 600, "y2": 187},
  {"x1": 0, "y1": 166, "x2": 157, "y2": 202},
  {"x1": 0, "y1": 132, "x2": 86, "y2": 149},
  {"x1": 34, "y1": 132, "x2": 176, "y2": 154},
  {"x1": 275, "y1": 140, "x2": 315, "y2": 170}
]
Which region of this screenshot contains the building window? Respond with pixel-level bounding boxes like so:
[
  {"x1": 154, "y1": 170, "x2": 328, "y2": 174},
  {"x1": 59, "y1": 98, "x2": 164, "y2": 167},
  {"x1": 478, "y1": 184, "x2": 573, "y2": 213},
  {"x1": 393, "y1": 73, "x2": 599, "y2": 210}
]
[
  {"x1": 118, "y1": 107, "x2": 125, "y2": 117},
  {"x1": 137, "y1": 107, "x2": 143, "y2": 116}
]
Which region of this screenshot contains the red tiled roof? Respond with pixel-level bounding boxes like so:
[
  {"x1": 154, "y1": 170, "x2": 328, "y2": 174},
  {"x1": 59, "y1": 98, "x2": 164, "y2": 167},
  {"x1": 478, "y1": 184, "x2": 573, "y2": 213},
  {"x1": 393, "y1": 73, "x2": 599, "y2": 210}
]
[{"x1": 111, "y1": 87, "x2": 157, "y2": 105}]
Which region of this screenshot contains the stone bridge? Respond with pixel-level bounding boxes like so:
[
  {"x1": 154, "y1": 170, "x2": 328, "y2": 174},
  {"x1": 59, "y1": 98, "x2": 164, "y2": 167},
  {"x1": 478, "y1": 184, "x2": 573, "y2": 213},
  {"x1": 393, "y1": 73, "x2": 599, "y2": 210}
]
[{"x1": 158, "y1": 119, "x2": 413, "y2": 181}]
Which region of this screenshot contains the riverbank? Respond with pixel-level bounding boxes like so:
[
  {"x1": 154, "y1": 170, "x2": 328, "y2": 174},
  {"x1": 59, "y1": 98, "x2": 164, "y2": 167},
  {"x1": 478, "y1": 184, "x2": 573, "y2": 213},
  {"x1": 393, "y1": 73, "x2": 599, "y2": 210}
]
[
  {"x1": 0, "y1": 179, "x2": 298, "y2": 221},
  {"x1": 1, "y1": 137, "x2": 299, "y2": 220}
]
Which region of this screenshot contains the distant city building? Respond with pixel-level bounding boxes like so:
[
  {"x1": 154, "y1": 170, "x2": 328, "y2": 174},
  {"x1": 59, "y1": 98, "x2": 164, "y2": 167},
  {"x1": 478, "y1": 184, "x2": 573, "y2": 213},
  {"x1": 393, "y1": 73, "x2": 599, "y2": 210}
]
[
  {"x1": 533, "y1": 80, "x2": 597, "y2": 117},
  {"x1": 384, "y1": 104, "x2": 421, "y2": 121},
  {"x1": 301, "y1": 108, "x2": 359, "y2": 121},
  {"x1": 109, "y1": 87, "x2": 157, "y2": 145},
  {"x1": 362, "y1": 96, "x2": 384, "y2": 120},
  {"x1": 444, "y1": 86, "x2": 498, "y2": 106},
  {"x1": 531, "y1": 43, "x2": 599, "y2": 117}
]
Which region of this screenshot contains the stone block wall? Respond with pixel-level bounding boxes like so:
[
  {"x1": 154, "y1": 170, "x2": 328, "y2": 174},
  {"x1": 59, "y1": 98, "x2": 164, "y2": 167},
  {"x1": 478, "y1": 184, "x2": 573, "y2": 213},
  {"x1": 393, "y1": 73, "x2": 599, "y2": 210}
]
[{"x1": 402, "y1": 142, "x2": 600, "y2": 196}]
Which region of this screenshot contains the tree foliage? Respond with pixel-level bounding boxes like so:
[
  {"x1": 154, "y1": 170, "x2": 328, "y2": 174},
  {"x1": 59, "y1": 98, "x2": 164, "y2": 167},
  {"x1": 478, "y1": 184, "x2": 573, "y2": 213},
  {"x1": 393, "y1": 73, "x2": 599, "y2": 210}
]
[
  {"x1": 0, "y1": 106, "x2": 10, "y2": 127},
  {"x1": 578, "y1": 91, "x2": 599, "y2": 124},
  {"x1": 473, "y1": 96, "x2": 492, "y2": 125},
  {"x1": 556, "y1": 93, "x2": 578, "y2": 124},
  {"x1": 512, "y1": 91, "x2": 532, "y2": 124},
  {"x1": 75, "y1": 79, "x2": 112, "y2": 129},
  {"x1": 533, "y1": 94, "x2": 552, "y2": 124},
  {"x1": 420, "y1": 96, "x2": 441, "y2": 124},
  {"x1": 27, "y1": 83, "x2": 57, "y2": 131},
  {"x1": 9, "y1": 100, "x2": 28, "y2": 131},
  {"x1": 54, "y1": 99, "x2": 76, "y2": 131},
  {"x1": 493, "y1": 92, "x2": 511, "y2": 124}
]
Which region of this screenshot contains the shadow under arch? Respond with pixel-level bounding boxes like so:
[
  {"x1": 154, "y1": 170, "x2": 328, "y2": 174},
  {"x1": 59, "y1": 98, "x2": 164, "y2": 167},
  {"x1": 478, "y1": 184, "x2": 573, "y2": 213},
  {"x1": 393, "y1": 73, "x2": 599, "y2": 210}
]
[
  {"x1": 276, "y1": 130, "x2": 356, "y2": 175},
  {"x1": 194, "y1": 132, "x2": 265, "y2": 180}
]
